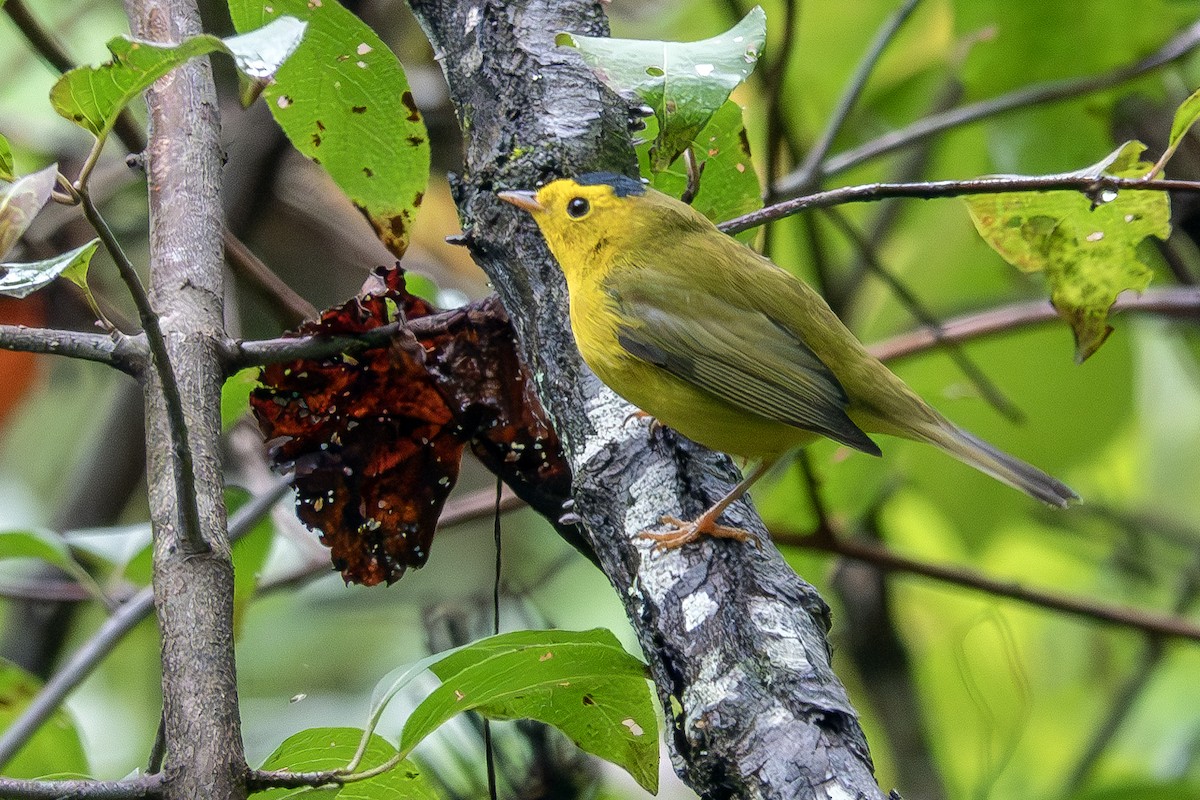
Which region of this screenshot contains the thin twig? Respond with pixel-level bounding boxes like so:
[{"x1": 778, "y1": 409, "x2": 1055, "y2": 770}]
[
  {"x1": 222, "y1": 228, "x2": 317, "y2": 326},
  {"x1": 0, "y1": 773, "x2": 164, "y2": 799},
  {"x1": 246, "y1": 769, "x2": 343, "y2": 792},
  {"x1": 78, "y1": 189, "x2": 209, "y2": 555},
  {"x1": 790, "y1": 0, "x2": 924, "y2": 193},
  {"x1": 868, "y1": 287, "x2": 1200, "y2": 362},
  {"x1": 775, "y1": 17, "x2": 1200, "y2": 192},
  {"x1": 772, "y1": 527, "x2": 1200, "y2": 642},
  {"x1": 0, "y1": 324, "x2": 145, "y2": 374},
  {"x1": 761, "y1": 0, "x2": 800, "y2": 205},
  {"x1": 722, "y1": 174, "x2": 1200, "y2": 235},
  {"x1": 0, "y1": 478, "x2": 292, "y2": 772},
  {"x1": 822, "y1": 207, "x2": 1024, "y2": 422}
]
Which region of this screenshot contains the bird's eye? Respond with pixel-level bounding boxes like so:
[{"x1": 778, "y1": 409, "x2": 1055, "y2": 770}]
[{"x1": 566, "y1": 197, "x2": 591, "y2": 218}]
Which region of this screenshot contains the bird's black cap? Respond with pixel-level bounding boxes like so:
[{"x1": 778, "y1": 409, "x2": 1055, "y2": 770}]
[{"x1": 576, "y1": 172, "x2": 646, "y2": 197}]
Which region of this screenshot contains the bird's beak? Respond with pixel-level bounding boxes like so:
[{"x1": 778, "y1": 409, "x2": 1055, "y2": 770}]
[{"x1": 497, "y1": 190, "x2": 544, "y2": 213}]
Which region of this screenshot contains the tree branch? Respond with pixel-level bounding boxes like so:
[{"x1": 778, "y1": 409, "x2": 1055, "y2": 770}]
[
  {"x1": 0, "y1": 324, "x2": 145, "y2": 374},
  {"x1": 868, "y1": 287, "x2": 1200, "y2": 362},
  {"x1": 773, "y1": 527, "x2": 1200, "y2": 642},
  {"x1": 0, "y1": 774, "x2": 163, "y2": 800},
  {"x1": 789, "y1": 0, "x2": 924, "y2": 193},
  {"x1": 406, "y1": 1, "x2": 885, "y2": 797},
  {"x1": 119, "y1": 0, "x2": 245, "y2": 793},
  {"x1": 722, "y1": 174, "x2": 1200, "y2": 235},
  {"x1": 776, "y1": 17, "x2": 1200, "y2": 191}
]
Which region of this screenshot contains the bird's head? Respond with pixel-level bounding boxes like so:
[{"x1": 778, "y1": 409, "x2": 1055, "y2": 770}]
[{"x1": 497, "y1": 173, "x2": 647, "y2": 276}]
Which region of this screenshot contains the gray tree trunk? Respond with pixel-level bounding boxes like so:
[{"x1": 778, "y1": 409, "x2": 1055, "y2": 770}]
[
  {"x1": 124, "y1": 0, "x2": 246, "y2": 797},
  {"x1": 407, "y1": 1, "x2": 888, "y2": 797}
]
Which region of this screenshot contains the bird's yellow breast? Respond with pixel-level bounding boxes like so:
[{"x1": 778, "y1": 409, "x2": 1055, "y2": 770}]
[{"x1": 565, "y1": 268, "x2": 816, "y2": 459}]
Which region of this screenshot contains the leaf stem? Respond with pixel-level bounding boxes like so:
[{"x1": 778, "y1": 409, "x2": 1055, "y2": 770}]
[{"x1": 78, "y1": 189, "x2": 210, "y2": 555}]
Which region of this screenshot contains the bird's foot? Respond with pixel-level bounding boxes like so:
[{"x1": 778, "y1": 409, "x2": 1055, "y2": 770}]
[
  {"x1": 623, "y1": 409, "x2": 664, "y2": 436},
  {"x1": 638, "y1": 515, "x2": 758, "y2": 551}
]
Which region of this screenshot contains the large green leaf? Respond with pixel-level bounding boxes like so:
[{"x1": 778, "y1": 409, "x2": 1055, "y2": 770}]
[
  {"x1": 255, "y1": 727, "x2": 437, "y2": 800},
  {"x1": 0, "y1": 659, "x2": 88, "y2": 779},
  {"x1": 228, "y1": 0, "x2": 430, "y2": 259},
  {"x1": 637, "y1": 99, "x2": 761, "y2": 242},
  {"x1": 50, "y1": 16, "x2": 306, "y2": 141},
  {"x1": 963, "y1": 141, "x2": 1170, "y2": 362},
  {"x1": 561, "y1": 6, "x2": 765, "y2": 171},
  {"x1": 0, "y1": 164, "x2": 57, "y2": 262},
  {"x1": 0, "y1": 239, "x2": 100, "y2": 300},
  {"x1": 401, "y1": 629, "x2": 658, "y2": 793}
]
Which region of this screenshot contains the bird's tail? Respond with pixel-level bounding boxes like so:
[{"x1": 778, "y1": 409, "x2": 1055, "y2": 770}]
[{"x1": 921, "y1": 421, "x2": 1079, "y2": 508}]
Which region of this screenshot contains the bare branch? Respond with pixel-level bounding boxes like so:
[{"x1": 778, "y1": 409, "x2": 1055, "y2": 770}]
[
  {"x1": 774, "y1": 527, "x2": 1200, "y2": 642},
  {"x1": 776, "y1": 18, "x2": 1200, "y2": 191},
  {"x1": 0, "y1": 774, "x2": 163, "y2": 799},
  {"x1": 868, "y1": 287, "x2": 1200, "y2": 363},
  {"x1": 0, "y1": 324, "x2": 145, "y2": 374},
  {"x1": 722, "y1": 174, "x2": 1200, "y2": 235},
  {"x1": 790, "y1": 0, "x2": 925, "y2": 192}
]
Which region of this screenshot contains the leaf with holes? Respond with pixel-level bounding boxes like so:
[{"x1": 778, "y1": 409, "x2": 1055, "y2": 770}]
[
  {"x1": 256, "y1": 727, "x2": 438, "y2": 800},
  {"x1": 0, "y1": 164, "x2": 57, "y2": 262},
  {"x1": 228, "y1": 0, "x2": 430, "y2": 258},
  {"x1": 637, "y1": 99, "x2": 761, "y2": 242},
  {"x1": 51, "y1": 16, "x2": 306, "y2": 141},
  {"x1": 964, "y1": 141, "x2": 1170, "y2": 362},
  {"x1": 561, "y1": 6, "x2": 765, "y2": 171},
  {"x1": 400, "y1": 628, "x2": 658, "y2": 793},
  {"x1": 0, "y1": 239, "x2": 100, "y2": 300},
  {"x1": 251, "y1": 268, "x2": 576, "y2": 586}
]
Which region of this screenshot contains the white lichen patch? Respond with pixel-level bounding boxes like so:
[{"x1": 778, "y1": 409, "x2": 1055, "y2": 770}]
[
  {"x1": 681, "y1": 591, "x2": 717, "y2": 632},
  {"x1": 824, "y1": 782, "x2": 858, "y2": 800},
  {"x1": 685, "y1": 657, "x2": 745, "y2": 719},
  {"x1": 750, "y1": 598, "x2": 812, "y2": 672}
]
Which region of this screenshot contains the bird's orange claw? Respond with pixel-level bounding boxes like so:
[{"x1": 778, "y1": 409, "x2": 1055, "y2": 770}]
[{"x1": 638, "y1": 515, "x2": 758, "y2": 551}]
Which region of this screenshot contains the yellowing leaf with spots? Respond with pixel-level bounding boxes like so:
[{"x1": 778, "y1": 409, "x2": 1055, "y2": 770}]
[
  {"x1": 964, "y1": 141, "x2": 1170, "y2": 362},
  {"x1": 229, "y1": 0, "x2": 430, "y2": 258}
]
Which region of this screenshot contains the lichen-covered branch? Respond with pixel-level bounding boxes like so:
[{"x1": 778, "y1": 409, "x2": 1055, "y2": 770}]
[{"x1": 405, "y1": 1, "x2": 886, "y2": 796}]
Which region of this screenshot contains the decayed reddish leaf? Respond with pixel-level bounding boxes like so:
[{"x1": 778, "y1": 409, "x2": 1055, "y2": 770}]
[{"x1": 251, "y1": 267, "x2": 576, "y2": 586}]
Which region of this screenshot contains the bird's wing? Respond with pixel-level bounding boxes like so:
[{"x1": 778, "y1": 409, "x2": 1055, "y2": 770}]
[{"x1": 612, "y1": 279, "x2": 880, "y2": 456}]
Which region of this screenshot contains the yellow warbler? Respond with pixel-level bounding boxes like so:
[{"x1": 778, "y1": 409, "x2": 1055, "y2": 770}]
[{"x1": 499, "y1": 174, "x2": 1076, "y2": 549}]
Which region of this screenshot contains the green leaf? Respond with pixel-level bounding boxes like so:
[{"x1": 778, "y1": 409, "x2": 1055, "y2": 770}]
[
  {"x1": 50, "y1": 16, "x2": 306, "y2": 142},
  {"x1": 0, "y1": 164, "x2": 57, "y2": 262},
  {"x1": 226, "y1": 486, "x2": 275, "y2": 638},
  {"x1": 228, "y1": 0, "x2": 430, "y2": 259},
  {"x1": 0, "y1": 239, "x2": 100, "y2": 300},
  {"x1": 0, "y1": 658, "x2": 88, "y2": 779},
  {"x1": 401, "y1": 629, "x2": 658, "y2": 793},
  {"x1": 222, "y1": 367, "x2": 260, "y2": 430},
  {"x1": 0, "y1": 527, "x2": 110, "y2": 604},
  {"x1": 0, "y1": 528, "x2": 76, "y2": 570},
  {"x1": 636, "y1": 99, "x2": 761, "y2": 242},
  {"x1": 963, "y1": 141, "x2": 1170, "y2": 362},
  {"x1": 561, "y1": 6, "x2": 765, "y2": 171},
  {"x1": 1167, "y1": 87, "x2": 1200, "y2": 159},
  {"x1": 0, "y1": 133, "x2": 14, "y2": 182},
  {"x1": 256, "y1": 727, "x2": 437, "y2": 800}
]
